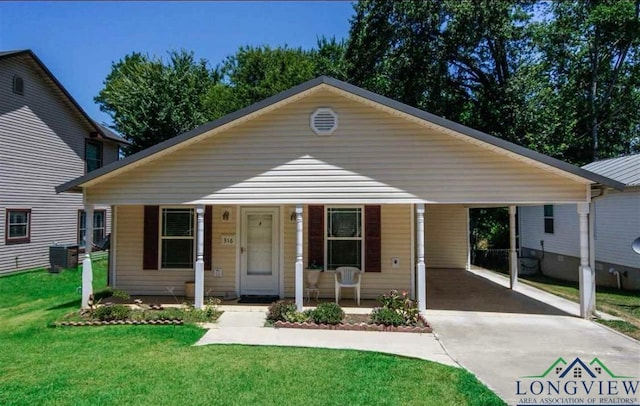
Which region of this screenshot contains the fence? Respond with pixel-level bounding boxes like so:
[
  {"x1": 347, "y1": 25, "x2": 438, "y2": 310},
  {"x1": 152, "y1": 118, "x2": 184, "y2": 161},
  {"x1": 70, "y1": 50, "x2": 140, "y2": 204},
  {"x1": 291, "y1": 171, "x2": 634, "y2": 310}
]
[{"x1": 471, "y1": 248, "x2": 511, "y2": 274}]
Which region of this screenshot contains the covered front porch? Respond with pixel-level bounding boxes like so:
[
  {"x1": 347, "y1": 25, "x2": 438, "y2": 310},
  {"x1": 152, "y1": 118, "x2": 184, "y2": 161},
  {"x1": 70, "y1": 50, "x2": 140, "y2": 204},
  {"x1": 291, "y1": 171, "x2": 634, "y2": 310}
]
[{"x1": 84, "y1": 201, "x2": 596, "y2": 318}]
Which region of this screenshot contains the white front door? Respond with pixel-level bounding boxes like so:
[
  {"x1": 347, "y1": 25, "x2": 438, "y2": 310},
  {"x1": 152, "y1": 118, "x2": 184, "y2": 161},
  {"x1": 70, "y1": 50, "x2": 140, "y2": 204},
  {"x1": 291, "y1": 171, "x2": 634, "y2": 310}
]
[{"x1": 240, "y1": 207, "x2": 279, "y2": 295}]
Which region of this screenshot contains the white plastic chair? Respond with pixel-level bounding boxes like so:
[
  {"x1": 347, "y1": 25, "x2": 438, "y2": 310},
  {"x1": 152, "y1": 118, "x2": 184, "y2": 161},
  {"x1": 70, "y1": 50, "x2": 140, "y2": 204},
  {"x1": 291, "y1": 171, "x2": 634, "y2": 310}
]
[{"x1": 335, "y1": 266, "x2": 362, "y2": 306}]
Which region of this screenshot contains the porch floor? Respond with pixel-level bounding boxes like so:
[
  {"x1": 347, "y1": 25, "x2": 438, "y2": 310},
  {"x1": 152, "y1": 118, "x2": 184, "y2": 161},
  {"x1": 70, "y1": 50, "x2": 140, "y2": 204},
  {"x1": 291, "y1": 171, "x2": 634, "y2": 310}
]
[{"x1": 107, "y1": 267, "x2": 591, "y2": 317}]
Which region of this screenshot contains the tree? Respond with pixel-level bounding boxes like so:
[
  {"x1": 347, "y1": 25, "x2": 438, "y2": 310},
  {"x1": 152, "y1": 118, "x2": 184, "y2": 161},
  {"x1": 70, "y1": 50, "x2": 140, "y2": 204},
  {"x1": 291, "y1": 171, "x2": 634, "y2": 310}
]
[
  {"x1": 346, "y1": 0, "x2": 536, "y2": 143},
  {"x1": 95, "y1": 50, "x2": 218, "y2": 155},
  {"x1": 204, "y1": 39, "x2": 348, "y2": 119},
  {"x1": 533, "y1": 0, "x2": 640, "y2": 164}
]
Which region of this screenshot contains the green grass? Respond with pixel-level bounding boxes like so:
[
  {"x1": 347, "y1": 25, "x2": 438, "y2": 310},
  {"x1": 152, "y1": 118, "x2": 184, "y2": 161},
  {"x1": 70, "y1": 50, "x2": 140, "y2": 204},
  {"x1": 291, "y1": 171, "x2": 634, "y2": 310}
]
[
  {"x1": 521, "y1": 274, "x2": 640, "y2": 340},
  {"x1": 0, "y1": 261, "x2": 504, "y2": 405}
]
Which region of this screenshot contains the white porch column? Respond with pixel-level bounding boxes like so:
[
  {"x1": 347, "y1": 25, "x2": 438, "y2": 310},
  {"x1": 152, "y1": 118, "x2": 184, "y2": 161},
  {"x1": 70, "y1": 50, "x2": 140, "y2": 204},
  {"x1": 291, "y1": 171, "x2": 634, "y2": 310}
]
[
  {"x1": 194, "y1": 205, "x2": 205, "y2": 308},
  {"x1": 295, "y1": 205, "x2": 304, "y2": 311},
  {"x1": 416, "y1": 204, "x2": 426, "y2": 313},
  {"x1": 509, "y1": 206, "x2": 518, "y2": 289},
  {"x1": 81, "y1": 203, "x2": 94, "y2": 308},
  {"x1": 578, "y1": 203, "x2": 594, "y2": 318}
]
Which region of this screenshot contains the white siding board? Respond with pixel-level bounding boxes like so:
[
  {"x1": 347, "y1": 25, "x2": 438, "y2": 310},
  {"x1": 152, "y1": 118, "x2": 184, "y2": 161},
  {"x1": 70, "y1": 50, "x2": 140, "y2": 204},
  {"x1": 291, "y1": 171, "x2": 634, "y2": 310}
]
[
  {"x1": 0, "y1": 56, "x2": 115, "y2": 273},
  {"x1": 520, "y1": 205, "x2": 581, "y2": 258},
  {"x1": 86, "y1": 90, "x2": 587, "y2": 205},
  {"x1": 426, "y1": 205, "x2": 468, "y2": 268},
  {"x1": 593, "y1": 191, "x2": 640, "y2": 268}
]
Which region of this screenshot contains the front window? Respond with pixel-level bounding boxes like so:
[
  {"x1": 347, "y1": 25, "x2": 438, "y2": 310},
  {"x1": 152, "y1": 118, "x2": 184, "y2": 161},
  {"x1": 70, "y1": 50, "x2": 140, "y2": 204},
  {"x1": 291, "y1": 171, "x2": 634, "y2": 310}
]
[
  {"x1": 6, "y1": 209, "x2": 31, "y2": 244},
  {"x1": 161, "y1": 208, "x2": 194, "y2": 269},
  {"x1": 78, "y1": 210, "x2": 106, "y2": 246},
  {"x1": 85, "y1": 140, "x2": 103, "y2": 172},
  {"x1": 326, "y1": 207, "x2": 362, "y2": 270}
]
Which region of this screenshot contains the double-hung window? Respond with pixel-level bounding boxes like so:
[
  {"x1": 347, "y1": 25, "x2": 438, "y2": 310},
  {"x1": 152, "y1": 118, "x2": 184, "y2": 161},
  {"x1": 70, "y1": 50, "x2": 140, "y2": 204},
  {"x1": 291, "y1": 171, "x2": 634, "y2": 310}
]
[
  {"x1": 78, "y1": 210, "x2": 106, "y2": 246},
  {"x1": 326, "y1": 207, "x2": 363, "y2": 270},
  {"x1": 85, "y1": 140, "x2": 103, "y2": 172},
  {"x1": 543, "y1": 205, "x2": 554, "y2": 234},
  {"x1": 6, "y1": 209, "x2": 31, "y2": 244},
  {"x1": 161, "y1": 208, "x2": 194, "y2": 269}
]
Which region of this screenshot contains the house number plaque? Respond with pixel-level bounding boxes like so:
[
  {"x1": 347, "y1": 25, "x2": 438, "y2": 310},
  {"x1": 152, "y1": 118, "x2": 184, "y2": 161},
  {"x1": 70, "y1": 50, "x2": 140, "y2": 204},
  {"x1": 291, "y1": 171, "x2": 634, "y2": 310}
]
[{"x1": 221, "y1": 235, "x2": 236, "y2": 246}]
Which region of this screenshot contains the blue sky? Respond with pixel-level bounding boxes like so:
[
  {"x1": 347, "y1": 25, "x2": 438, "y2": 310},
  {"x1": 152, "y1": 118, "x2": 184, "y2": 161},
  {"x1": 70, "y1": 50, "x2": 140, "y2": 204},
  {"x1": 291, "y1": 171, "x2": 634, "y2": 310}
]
[{"x1": 0, "y1": 1, "x2": 354, "y2": 124}]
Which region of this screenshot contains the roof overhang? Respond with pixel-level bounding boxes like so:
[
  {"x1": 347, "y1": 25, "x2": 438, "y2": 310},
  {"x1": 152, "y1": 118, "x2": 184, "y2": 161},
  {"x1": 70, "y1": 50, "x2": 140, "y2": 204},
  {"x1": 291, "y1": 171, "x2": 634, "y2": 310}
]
[{"x1": 55, "y1": 76, "x2": 625, "y2": 194}]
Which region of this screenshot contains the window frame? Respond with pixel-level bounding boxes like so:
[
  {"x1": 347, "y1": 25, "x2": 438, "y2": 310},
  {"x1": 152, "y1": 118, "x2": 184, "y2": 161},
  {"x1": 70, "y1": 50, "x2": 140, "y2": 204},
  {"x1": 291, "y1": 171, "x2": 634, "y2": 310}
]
[
  {"x1": 324, "y1": 205, "x2": 365, "y2": 272},
  {"x1": 5, "y1": 208, "x2": 31, "y2": 244},
  {"x1": 159, "y1": 207, "x2": 195, "y2": 270},
  {"x1": 85, "y1": 139, "x2": 103, "y2": 173},
  {"x1": 543, "y1": 204, "x2": 554, "y2": 234},
  {"x1": 12, "y1": 75, "x2": 24, "y2": 95},
  {"x1": 77, "y1": 209, "x2": 106, "y2": 246}
]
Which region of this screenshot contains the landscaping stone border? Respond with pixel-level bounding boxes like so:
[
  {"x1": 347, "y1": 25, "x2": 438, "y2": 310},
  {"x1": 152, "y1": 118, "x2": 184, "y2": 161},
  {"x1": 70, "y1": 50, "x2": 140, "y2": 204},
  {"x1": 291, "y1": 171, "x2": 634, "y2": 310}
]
[
  {"x1": 55, "y1": 319, "x2": 184, "y2": 327},
  {"x1": 273, "y1": 321, "x2": 432, "y2": 333}
]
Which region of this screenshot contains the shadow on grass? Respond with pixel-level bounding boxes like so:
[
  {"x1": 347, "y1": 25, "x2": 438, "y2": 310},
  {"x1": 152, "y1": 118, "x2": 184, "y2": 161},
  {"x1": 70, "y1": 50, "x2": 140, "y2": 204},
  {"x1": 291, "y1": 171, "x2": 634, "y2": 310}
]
[{"x1": 47, "y1": 299, "x2": 81, "y2": 311}]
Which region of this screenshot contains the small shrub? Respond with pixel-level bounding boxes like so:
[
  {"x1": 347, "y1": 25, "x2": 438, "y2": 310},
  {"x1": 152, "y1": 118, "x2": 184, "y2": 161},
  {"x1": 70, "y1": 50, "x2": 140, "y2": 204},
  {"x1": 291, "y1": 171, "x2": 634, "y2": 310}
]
[
  {"x1": 370, "y1": 307, "x2": 404, "y2": 326},
  {"x1": 92, "y1": 304, "x2": 131, "y2": 321},
  {"x1": 283, "y1": 310, "x2": 308, "y2": 323},
  {"x1": 374, "y1": 290, "x2": 420, "y2": 326},
  {"x1": 112, "y1": 289, "x2": 131, "y2": 300},
  {"x1": 306, "y1": 302, "x2": 344, "y2": 325},
  {"x1": 267, "y1": 300, "x2": 297, "y2": 322}
]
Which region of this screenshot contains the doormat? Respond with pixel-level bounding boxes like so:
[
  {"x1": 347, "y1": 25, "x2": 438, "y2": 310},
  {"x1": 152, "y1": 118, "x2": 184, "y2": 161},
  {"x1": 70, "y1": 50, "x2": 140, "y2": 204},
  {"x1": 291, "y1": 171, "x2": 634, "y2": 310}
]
[{"x1": 237, "y1": 295, "x2": 280, "y2": 304}]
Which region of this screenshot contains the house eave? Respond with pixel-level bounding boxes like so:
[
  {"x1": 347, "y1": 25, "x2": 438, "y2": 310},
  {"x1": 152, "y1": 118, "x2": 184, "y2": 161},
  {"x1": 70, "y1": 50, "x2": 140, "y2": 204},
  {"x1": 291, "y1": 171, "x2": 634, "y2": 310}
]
[{"x1": 55, "y1": 75, "x2": 625, "y2": 194}]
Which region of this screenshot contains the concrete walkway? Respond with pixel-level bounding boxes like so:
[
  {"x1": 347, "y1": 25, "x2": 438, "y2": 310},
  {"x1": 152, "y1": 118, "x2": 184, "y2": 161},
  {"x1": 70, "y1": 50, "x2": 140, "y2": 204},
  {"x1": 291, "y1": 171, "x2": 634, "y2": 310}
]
[{"x1": 196, "y1": 310, "x2": 458, "y2": 367}]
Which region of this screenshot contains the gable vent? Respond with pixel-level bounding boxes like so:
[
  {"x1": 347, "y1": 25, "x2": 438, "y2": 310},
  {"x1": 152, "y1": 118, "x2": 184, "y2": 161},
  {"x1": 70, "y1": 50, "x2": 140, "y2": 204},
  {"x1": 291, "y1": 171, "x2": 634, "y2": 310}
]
[{"x1": 310, "y1": 108, "x2": 338, "y2": 135}]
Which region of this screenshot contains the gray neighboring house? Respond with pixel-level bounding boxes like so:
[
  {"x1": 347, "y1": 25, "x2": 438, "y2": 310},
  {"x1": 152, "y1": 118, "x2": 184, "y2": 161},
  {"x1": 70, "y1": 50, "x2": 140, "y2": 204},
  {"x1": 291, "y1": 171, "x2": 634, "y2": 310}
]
[
  {"x1": 0, "y1": 49, "x2": 127, "y2": 274},
  {"x1": 520, "y1": 153, "x2": 640, "y2": 290}
]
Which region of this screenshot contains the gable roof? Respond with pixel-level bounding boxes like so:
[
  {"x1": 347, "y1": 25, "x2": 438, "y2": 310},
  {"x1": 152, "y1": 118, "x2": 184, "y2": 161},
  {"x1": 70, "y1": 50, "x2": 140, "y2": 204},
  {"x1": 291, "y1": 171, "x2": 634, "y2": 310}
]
[
  {"x1": 582, "y1": 153, "x2": 640, "y2": 187},
  {"x1": 56, "y1": 76, "x2": 625, "y2": 193},
  {"x1": 0, "y1": 49, "x2": 129, "y2": 145}
]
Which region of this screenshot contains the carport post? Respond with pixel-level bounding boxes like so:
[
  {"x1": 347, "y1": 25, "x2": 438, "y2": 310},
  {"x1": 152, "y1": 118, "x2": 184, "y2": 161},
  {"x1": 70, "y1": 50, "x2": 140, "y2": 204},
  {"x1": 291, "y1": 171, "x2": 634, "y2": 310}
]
[
  {"x1": 295, "y1": 205, "x2": 304, "y2": 311},
  {"x1": 416, "y1": 204, "x2": 426, "y2": 313},
  {"x1": 578, "y1": 203, "x2": 594, "y2": 318},
  {"x1": 508, "y1": 206, "x2": 518, "y2": 289},
  {"x1": 194, "y1": 205, "x2": 205, "y2": 309},
  {"x1": 81, "y1": 203, "x2": 94, "y2": 308}
]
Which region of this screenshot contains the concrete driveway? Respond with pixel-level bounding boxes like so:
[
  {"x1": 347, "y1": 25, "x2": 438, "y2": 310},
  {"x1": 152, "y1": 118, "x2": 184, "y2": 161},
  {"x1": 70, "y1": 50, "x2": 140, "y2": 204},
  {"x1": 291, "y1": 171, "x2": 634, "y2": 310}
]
[{"x1": 426, "y1": 270, "x2": 640, "y2": 406}]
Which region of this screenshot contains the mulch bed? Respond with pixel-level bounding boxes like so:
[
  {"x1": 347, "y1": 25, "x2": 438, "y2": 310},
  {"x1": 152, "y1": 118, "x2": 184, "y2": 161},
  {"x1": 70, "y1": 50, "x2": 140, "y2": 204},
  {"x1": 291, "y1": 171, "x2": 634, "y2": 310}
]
[{"x1": 274, "y1": 313, "x2": 432, "y2": 333}]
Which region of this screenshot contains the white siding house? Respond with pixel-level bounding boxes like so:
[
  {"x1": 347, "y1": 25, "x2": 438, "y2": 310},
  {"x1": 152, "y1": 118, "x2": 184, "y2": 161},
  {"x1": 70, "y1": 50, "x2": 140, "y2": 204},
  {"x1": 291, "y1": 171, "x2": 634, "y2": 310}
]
[
  {"x1": 520, "y1": 154, "x2": 640, "y2": 289},
  {"x1": 0, "y1": 50, "x2": 127, "y2": 274},
  {"x1": 57, "y1": 76, "x2": 622, "y2": 318}
]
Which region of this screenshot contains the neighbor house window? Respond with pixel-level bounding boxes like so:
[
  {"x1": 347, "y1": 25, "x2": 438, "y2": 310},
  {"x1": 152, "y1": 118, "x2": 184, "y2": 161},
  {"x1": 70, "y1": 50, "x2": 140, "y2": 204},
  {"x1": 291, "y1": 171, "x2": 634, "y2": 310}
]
[
  {"x1": 85, "y1": 140, "x2": 103, "y2": 172},
  {"x1": 6, "y1": 209, "x2": 31, "y2": 244},
  {"x1": 12, "y1": 75, "x2": 24, "y2": 95},
  {"x1": 78, "y1": 210, "x2": 106, "y2": 246},
  {"x1": 326, "y1": 207, "x2": 363, "y2": 270},
  {"x1": 544, "y1": 205, "x2": 554, "y2": 234},
  {"x1": 160, "y1": 208, "x2": 194, "y2": 269}
]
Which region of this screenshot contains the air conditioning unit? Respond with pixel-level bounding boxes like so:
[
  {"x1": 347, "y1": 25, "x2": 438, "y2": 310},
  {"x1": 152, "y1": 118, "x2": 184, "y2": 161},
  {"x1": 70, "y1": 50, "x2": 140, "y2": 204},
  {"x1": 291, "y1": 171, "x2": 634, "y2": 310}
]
[{"x1": 49, "y1": 244, "x2": 79, "y2": 273}]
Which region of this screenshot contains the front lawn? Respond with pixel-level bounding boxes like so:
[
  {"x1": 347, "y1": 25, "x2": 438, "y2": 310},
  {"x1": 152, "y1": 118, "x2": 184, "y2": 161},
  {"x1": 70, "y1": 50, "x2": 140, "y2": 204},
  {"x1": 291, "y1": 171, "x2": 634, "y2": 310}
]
[
  {"x1": 0, "y1": 260, "x2": 504, "y2": 405},
  {"x1": 520, "y1": 274, "x2": 640, "y2": 340}
]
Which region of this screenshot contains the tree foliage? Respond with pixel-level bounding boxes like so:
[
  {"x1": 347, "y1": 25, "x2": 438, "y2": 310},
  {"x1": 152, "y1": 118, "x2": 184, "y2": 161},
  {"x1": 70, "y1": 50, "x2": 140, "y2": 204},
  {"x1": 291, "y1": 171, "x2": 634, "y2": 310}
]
[
  {"x1": 204, "y1": 39, "x2": 348, "y2": 119},
  {"x1": 95, "y1": 50, "x2": 218, "y2": 154},
  {"x1": 531, "y1": 0, "x2": 640, "y2": 164}
]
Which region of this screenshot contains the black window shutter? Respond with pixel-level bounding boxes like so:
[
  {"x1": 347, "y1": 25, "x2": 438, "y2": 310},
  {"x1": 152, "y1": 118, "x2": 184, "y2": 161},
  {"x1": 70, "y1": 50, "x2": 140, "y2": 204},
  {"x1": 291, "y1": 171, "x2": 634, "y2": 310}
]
[
  {"x1": 204, "y1": 206, "x2": 213, "y2": 270},
  {"x1": 308, "y1": 206, "x2": 324, "y2": 267},
  {"x1": 365, "y1": 205, "x2": 381, "y2": 272},
  {"x1": 143, "y1": 206, "x2": 159, "y2": 270}
]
